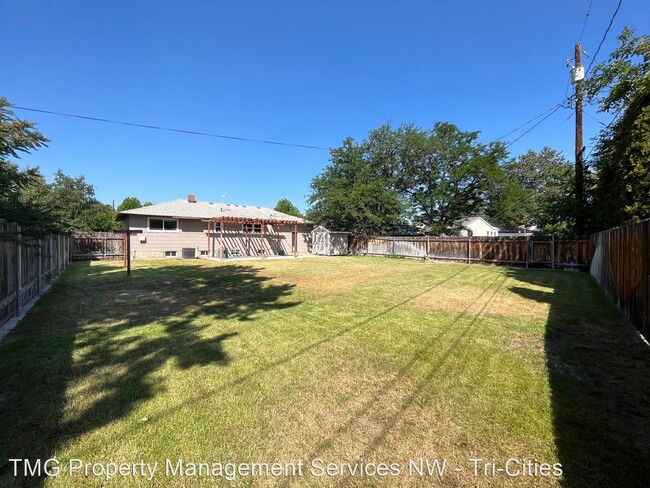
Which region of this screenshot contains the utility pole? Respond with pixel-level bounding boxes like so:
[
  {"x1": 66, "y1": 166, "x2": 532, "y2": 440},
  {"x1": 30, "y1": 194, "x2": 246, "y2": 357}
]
[{"x1": 573, "y1": 42, "x2": 585, "y2": 234}]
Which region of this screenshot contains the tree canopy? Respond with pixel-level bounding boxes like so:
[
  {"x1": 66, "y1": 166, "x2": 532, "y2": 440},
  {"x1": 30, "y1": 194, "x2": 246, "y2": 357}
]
[
  {"x1": 307, "y1": 123, "x2": 508, "y2": 235},
  {"x1": 0, "y1": 98, "x2": 61, "y2": 236},
  {"x1": 486, "y1": 147, "x2": 575, "y2": 235},
  {"x1": 273, "y1": 198, "x2": 303, "y2": 218},
  {"x1": 117, "y1": 197, "x2": 143, "y2": 213},
  {"x1": 586, "y1": 27, "x2": 650, "y2": 230}
]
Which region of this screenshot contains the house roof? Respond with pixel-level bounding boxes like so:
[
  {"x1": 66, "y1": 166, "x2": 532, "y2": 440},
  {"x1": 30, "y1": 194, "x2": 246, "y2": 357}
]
[
  {"x1": 458, "y1": 216, "x2": 499, "y2": 230},
  {"x1": 117, "y1": 199, "x2": 307, "y2": 223}
]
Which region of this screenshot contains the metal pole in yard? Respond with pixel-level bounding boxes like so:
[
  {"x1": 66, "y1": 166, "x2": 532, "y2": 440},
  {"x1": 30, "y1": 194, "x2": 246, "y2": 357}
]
[
  {"x1": 468, "y1": 237, "x2": 471, "y2": 264},
  {"x1": 551, "y1": 235, "x2": 555, "y2": 270}
]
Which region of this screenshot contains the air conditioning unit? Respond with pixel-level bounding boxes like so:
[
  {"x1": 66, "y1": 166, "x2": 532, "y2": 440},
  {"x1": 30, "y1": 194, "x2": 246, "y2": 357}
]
[{"x1": 182, "y1": 248, "x2": 196, "y2": 259}]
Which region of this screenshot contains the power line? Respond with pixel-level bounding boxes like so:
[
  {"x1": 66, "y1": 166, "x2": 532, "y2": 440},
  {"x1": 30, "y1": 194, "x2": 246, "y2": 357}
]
[
  {"x1": 579, "y1": 0, "x2": 594, "y2": 41},
  {"x1": 544, "y1": 111, "x2": 574, "y2": 141},
  {"x1": 12, "y1": 105, "x2": 331, "y2": 151},
  {"x1": 584, "y1": 109, "x2": 608, "y2": 126},
  {"x1": 586, "y1": 0, "x2": 623, "y2": 75},
  {"x1": 495, "y1": 103, "x2": 564, "y2": 143},
  {"x1": 504, "y1": 104, "x2": 565, "y2": 148}
]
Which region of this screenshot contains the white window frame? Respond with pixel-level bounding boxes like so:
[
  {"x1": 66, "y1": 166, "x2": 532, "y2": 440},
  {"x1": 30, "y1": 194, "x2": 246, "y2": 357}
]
[
  {"x1": 164, "y1": 250, "x2": 177, "y2": 257},
  {"x1": 148, "y1": 217, "x2": 179, "y2": 232},
  {"x1": 242, "y1": 223, "x2": 262, "y2": 234}
]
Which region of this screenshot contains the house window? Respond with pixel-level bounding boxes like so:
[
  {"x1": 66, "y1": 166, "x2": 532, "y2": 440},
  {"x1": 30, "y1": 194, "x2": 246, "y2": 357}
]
[
  {"x1": 149, "y1": 218, "x2": 178, "y2": 231},
  {"x1": 242, "y1": 223, "x2": 262, "y2": 233},
  {"x1": 164, "y1": 251, "x2": 177, "y2": 257},
  {"x1": 200, "y1": 250, "x2": 209, "y2": 256}
]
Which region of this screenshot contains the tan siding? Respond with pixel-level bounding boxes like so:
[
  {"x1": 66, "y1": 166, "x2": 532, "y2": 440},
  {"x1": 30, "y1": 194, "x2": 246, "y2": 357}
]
[{"x1": 126, "y1": 216, "x2": 312, "y2": 258}]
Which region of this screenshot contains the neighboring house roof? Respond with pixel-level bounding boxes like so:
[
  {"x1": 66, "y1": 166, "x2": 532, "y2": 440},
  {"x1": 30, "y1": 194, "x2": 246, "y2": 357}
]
[
  {"x1": 117, "y1": 199, "x2": 307, "y2": 223},
  {"x1": 458, "y1": 216, "x2": 500, "y2": 231}
]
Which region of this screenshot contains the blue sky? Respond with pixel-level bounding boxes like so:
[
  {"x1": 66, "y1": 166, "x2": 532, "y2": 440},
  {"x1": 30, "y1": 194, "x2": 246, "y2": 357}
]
[{"x1": 3, "y1": 1, "x2": 648, "y2": 212}]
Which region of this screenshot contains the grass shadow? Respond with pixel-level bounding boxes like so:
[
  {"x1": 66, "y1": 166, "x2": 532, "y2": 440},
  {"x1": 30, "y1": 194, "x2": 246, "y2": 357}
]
[
  {"x1": 0, "y1": 260, "x2": 299, "y2": 486},
  {"x1": 506, "y1": 268, "x2": 650, "y2": 487}
]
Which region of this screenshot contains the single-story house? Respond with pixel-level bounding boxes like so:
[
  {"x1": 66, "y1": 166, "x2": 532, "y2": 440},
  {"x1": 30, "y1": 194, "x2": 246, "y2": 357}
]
[
  {"x1": 458, "y1": 216, "x2": 501, "y2": 237},
  {"x1": 458, "y1": 216, "x2": 534, "y2": 237},
  {"x1": 117, "y1": 194, "x2": 312, "y2": 259}
]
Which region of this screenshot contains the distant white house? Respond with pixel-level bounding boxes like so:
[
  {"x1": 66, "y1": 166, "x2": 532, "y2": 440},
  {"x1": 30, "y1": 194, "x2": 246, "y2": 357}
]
[
  {"x1": 458, "y1": 216, "x2": 501, "y2": 237},
  {"x1": 458, "y1": 216, "x2": 533, "y2": 237}
]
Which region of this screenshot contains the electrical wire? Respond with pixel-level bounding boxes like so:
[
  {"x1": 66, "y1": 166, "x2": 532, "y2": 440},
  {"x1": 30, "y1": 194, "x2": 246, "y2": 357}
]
[
  {"x1": 12, "y1": 105, "x2": 331, "y2": 151},
  {"x1": 579, "y1": 0, "x2": 594, "y2": 41},
  {"x1": 504, "y1": 105, "x2": 564, "y2": 148},
  {"x1": 495, "y1": 103, "x2": 564, "y2": 143},
  {"x1": 544, "y1": 111, "x2": 574, "y2": 141},
  {"x1": 586, "y1": 0, "x2": 624, "y2": 75}
]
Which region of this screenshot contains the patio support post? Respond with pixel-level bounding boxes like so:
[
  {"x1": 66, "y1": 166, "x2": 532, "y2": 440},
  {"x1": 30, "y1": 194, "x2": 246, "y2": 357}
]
[
  {"x1": 246, "y1": 225, "x2": 249, "y2": 256},
  {"x1": 207, "y1": 220, "x2": 211, "y2": 257},
  {"x1": 294, "y1": 223, "x2": 297, "y2": 257},
  {"x1": 277, "y1": 223, "x2": 280, "y2": 255},
  {"x1": 220, "y1": 221, "x2": 224, "y2": 259},
  {"x1": 260, "y1": 222, "x2": 264, "y2": 256},
  {"x1": 126, "y1": 224, "x2": 131, "y2": 276}
]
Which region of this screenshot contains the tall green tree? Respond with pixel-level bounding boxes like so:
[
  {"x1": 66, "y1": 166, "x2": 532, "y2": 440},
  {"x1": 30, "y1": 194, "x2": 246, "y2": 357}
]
[
  {"x1": 487, "y1": 148, "x2": 575, "y2": 234},
  {"x1": 274, "y1": 198, "x2": 303, "y2": 218},
  {"x1": 0, "y1": 98, "x2": 62, "y2": 236},
  {"x1": 308, "y1": 123, "x2": 507, "y2": 235},
  {"x1": 307, "y1": 138, "x2": 405, "y2": 235},
  {"x1": 382, "y1": 123, "x2": 507, "y2": 234},
  {"x1": 116, "y1": 196, "x2": 142, "y2": 213},
  {"x1": 23, "y1": 170, "x2": 118, "y2": 232},
  {"x1": 586, "y1": 27, "x2": 650, "y2": 230}
]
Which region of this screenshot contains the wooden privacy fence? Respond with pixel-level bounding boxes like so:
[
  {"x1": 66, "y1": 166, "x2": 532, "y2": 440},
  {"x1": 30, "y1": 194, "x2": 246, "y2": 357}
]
[
  {"x1": 71, "y1": 232, "x2": 124, "y2": 260},
  {"x1": 590, "y1": 220, "x2": 649, "y2": 341},
  {"x1": 349, "y1": 236, "x2": 590, "y2": 269},
  {"x1": 0, "y1": 219, "x2": 70, "y2": 329}
]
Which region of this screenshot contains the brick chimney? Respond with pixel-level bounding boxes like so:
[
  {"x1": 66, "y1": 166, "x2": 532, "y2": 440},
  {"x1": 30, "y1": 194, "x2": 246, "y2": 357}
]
[{"x1": 188, "y1": 193, "x2": 196, "y2": 203}]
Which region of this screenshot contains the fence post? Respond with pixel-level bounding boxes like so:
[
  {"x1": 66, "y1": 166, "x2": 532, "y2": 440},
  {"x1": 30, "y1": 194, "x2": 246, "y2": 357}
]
[
  {"x1": 48, "y1": 237, "x2": 53, "y2": 281},
  {"x1": 525, "y1": 237, "x2": 529, "y2": 268},
  {"x1": 468, "y1": 237, "x2": 471, "y2": 264},
  {"x1": 426, "y1": 235, "x2": 429, "y2": 257},
  {"x1": 15, "y1": 225, "x2": 22, "y2": 316},
  {"x1": 551, "y1": 235, "x2": 555, "y2": 270},
  {"x1": 36, "y1": 238, "x2": 42, "y2": 295}
]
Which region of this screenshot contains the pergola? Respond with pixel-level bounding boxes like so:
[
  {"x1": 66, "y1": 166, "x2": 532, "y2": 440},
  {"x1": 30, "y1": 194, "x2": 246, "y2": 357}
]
[{"x1": 203, "y1": 217, "x2": 300, "y2": 258}]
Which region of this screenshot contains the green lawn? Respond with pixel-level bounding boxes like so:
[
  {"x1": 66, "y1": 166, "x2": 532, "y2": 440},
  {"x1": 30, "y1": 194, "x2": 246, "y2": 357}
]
[{"x1": 0, "y1": 257, "x2": 648, "y2": 487}]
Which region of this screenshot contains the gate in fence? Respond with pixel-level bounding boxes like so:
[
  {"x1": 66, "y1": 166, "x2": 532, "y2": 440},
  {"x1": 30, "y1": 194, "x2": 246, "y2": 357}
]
[{"x1": 71, "y1": 232, "x2": 124, "y2": 260}]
